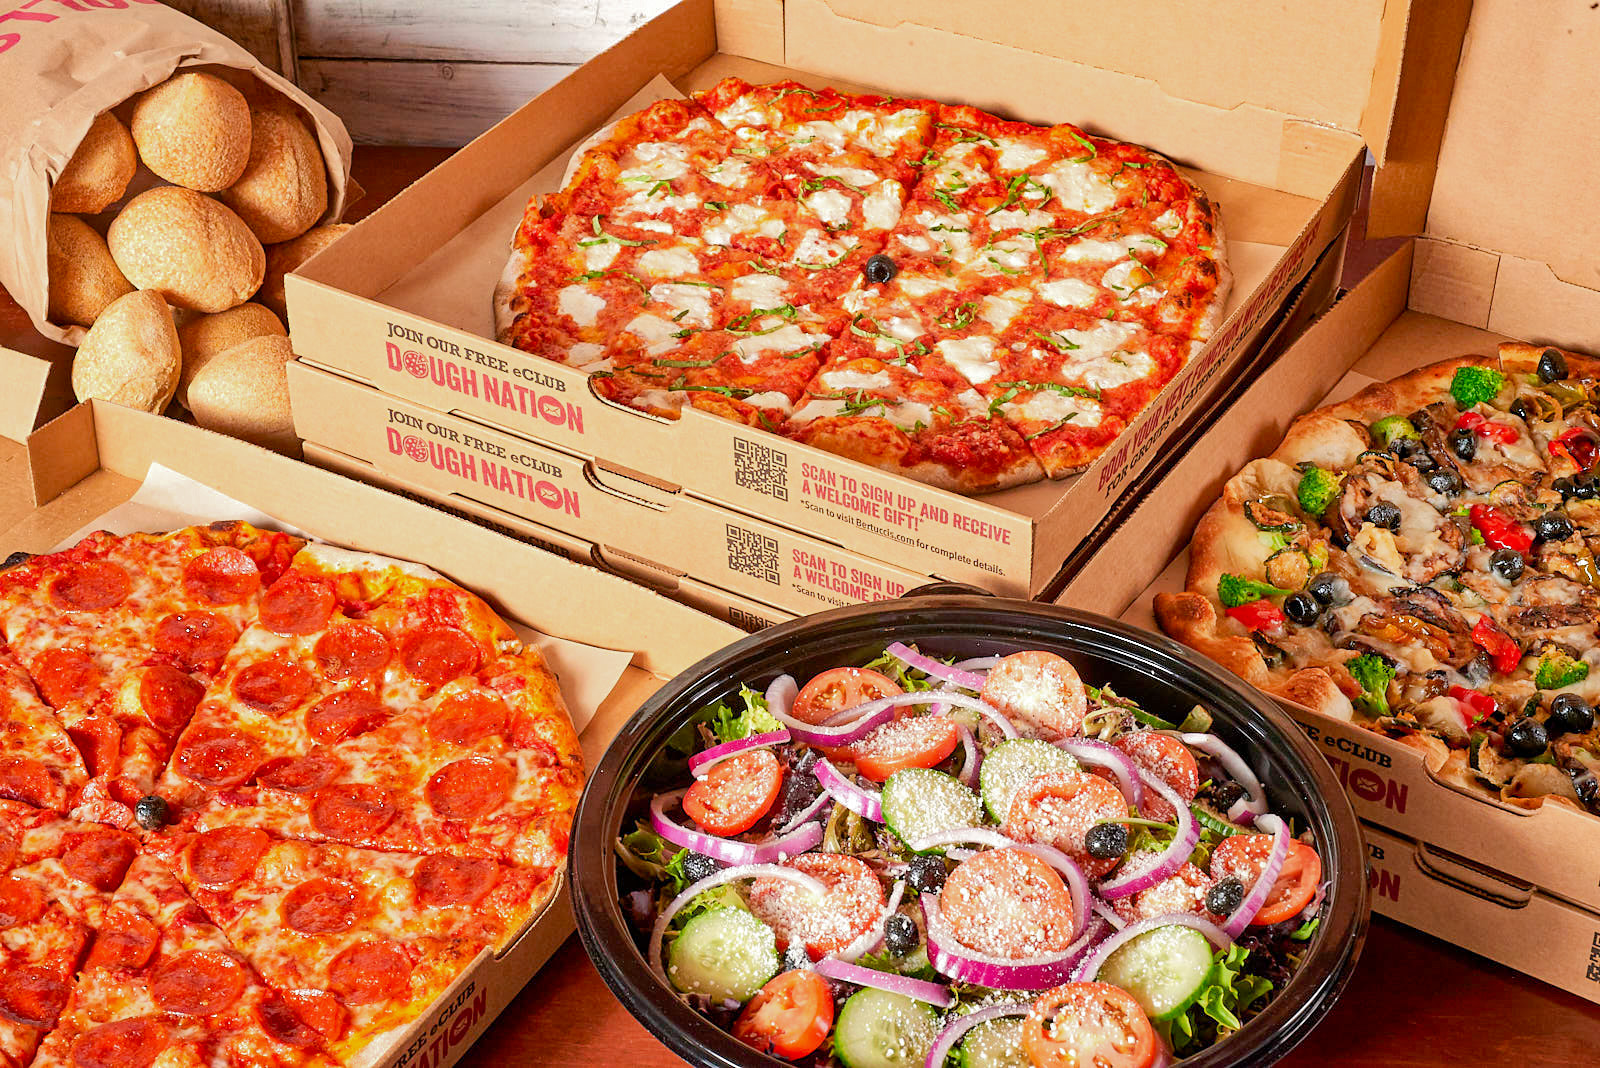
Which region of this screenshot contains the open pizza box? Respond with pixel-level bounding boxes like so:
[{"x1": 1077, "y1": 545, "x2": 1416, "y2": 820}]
[
  {"x1": 1056, "y1": 0, "x2": 1600, "y2": 997},
  {"x1": 0, "y1": 401, "x2": 750, "y2": 1066},
  {"x1": 276, "y1": 0, "x2": 1459, "y2": 601}
]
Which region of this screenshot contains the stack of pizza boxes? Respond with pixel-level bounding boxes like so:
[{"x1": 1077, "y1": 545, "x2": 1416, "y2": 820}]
[
  {"x1": 273, "y1": 0, "x2": 1442, "y2": 628},
  {"x1": 1059, "y1": 0, "x2": 1600, "y2": 1004}
]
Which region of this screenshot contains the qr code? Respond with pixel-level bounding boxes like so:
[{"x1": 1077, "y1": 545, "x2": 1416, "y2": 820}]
[
  {"x1": 726, "y1": 524, "x2": 780, "y2": 585},
  {"x1": 733, "y1": 437, "x2": 788, "y2": 501},
  {"x1": 728, "y1": 606, "x2": 776, "y2": 632}
]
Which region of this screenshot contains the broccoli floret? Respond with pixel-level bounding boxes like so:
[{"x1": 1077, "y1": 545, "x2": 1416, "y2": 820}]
[
  {"x1": 1347, "y1": 653, "x2": 1396, "y2": 716},
  {"x1": 1450, "y1": 366, "x2": 1507, "y2": 409},
  {"x1": 1296, "y1": 465, "x2": 1342, "y2": 516},
  {"x1": 1369, "y1": 415, "x2": 1420, "y2": 445},
  {"x1": 1217, "y1": 573, "x2": 1293, "y2": 608},
  {"x1": 1535, "y1": 650, "x2": 1589, "y2": 690}
]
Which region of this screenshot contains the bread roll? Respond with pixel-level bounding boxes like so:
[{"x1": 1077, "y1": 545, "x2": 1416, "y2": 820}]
[
  {"x1": 260, "y1": 223, "x2": 351, "y2": 319},
  {"x1": 107, "y1": 187, "x2": 265, "y2": 313},
  {"x1": 53, "y1": 113, "x2": 137, "y2": 214},
  {"x1": 70, "y1": 290, "x2": 181, "y2": 411},
  {"x1": 47, "y1": 214, "x2": 133, "y2": 327},
  {"x1": 219, "y1": 100, "x2": 328, "y2": 244},
  {"x1": 176, "y1": 302, "x2": 285, "y2": 407},
  {"x1": 130, "y1": 71, "x2": 251, "y2": 191},
  {"x1": 186, "y1": 334, "x2": 296, "y2": 451}
]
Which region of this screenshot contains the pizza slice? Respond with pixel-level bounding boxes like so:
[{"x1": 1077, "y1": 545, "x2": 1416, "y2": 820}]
[
  {"x1": 32, "y1": 854, "x2": 328, "y2": 1068},
  {"x1": 0, "y1": 640, "x2": 86, "y2": 814},
  {"x1": 147, "y1": 828, "x2": 546, "y2": 1063}
]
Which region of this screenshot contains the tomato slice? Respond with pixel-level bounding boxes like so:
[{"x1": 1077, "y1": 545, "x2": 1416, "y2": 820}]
[
  {"x1": 748, "y1": 853, "x2": 884, "y2": 959},
  {"x1": 732, "y1": 969, "x2": 834, "y2": 1059},
  {"x1": 1209, "y1": 835, "x2": 1323, "y2": 926},
  {"x1": 939, "y1": 849, "x2": 1074, "y2": 959},
  {"x1": 1002, "y1": 770, "x2": 1129, "y2": 878},
  {"x1": 791, "y1": 667, "x2": 903, "y2": 726},
  {"x1": 980, "y1": 652, "x2": 1087, "y2": 740},
  {"x1": 1023, "y1": 982, "x2": 1157, "y2": 1068},
  {"x1": 681, "y1": 749, "x2": 782, "y2": 836},
  {"x1": 1112, "y1": 733, "x2": 1198, "y2": 823},
  {"x1": 1109, "y1": 860, "x2": 1215, "y2": 926},
  {"x1": 849, "y1": 717, "x2": 959, "y2": 782}
]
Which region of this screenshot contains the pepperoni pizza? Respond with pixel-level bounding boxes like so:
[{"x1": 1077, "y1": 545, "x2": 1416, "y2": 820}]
[
  {"x1": 0, "y1": 525, "x2": 585, "y2": 1067},
  {"x1": 494, "y1": 78, "x2": 1230, "y2": 494}
]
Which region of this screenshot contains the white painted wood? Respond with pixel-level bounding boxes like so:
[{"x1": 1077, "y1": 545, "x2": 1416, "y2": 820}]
[
  {"x1": 290, "y1": 0, "x2": 674, "y2": 64},
  {"x1": 298, "y1": 59, "x2": 574, "y2": 145}
]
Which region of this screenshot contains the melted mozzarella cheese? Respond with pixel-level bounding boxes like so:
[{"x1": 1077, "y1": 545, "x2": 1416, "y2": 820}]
[
  {"x1": 566, "y1": 342, "x2": 607, "y2": 367},
  {"x1": 1037, "y1": 277, "x2": 1100, "y2": 308},
  {"x1": 791, "y1": 229, "x2": 850, "y2": 264},
  {"x1": 742, "y1": 391, "x2": 794, "y2": 414},
  {"x1": 1061, "y1": 348, "x2": 1156, "y2": 391},
  {"x1": 649, "y1": 283, "x2": 713, "y2": 326},
  {"x1": 821, "y1": 369, "x2": 893, "y2": 391},
  {"x1": 939, "y1": 143, "x2": 988, "y2": 186},
  {"x1": 839, "y1": 286, "x2": 874, "y2": 313},
  {"x1": 730, "y1": 273, "x2": 791, "y2": 307},
  {"x1": 1153, "y1": 208, "x2": 1184, "y2": 237},
  {"x1": 619, "y1": 189, "x2": 701, "y2": 217},
  {"x1": 558, "y1": 286, "x2": 605, "y2": 326},
  {"x1": 842, "y1": 108, "x2": 924, "y2": 156},
  {"x1": 897, "y1": 233, "x2": 935, "y2": 254},
  {"x1": 979, "y1": 290, "x2": 1029, "y2": 332},
  {"x1": 632, "y1": 220, "x2": 674, "y2": 233},
  {"x1": 703, "y1": 202, "x2": 774, "y2": 246},
  {"x1": 1012, "y1": 390, "x2": 1103, "y2": 428},
  {"x1": 812, "y1": 163, "x2": 881, "y2": 187},
  {"x1": 583, "y1": 241, "x2": 620, "y2": 271},
  {"x1": 717, "y1": 96, "x2": 769, "y2": 128},
  {"x1": 622, "y1": 313, "x2": 682, "y2": 355},
  {"x1": 937, "y1": 336, "x2": 1001, "y2": 384},
  {"x1": 861, "y1": 185, "x2": 904, "y2": 231},
  {"x1": 980, "y1": 237, "x2": 1034, "y2": 273},
  {"x1": 995, "y1": 139, "x2": 1048, "y2": 171},
  {"x1": 637, "y1": 246, "x2": 700, "y2": 277},
  {"x1": 1056, "y1": 235, "x2": 1157, "y2": 263},
  {"x1": 705, "y1": 160, "x2": 752, "y2": 187},
  {"x1": 1102, "y1": 261, "x2": 1159, "y2": 305},
  {"x1": 988, "y1": 208, "x2": 1054, "y2": 231},
  {"x1": 898, "y1": 274, "x2": 959, "y2": 298},
  {"x1": 1054, "y1": 320, "x2": 1138, "y2": 359},
  {"x1": 734, "y1": 324, "x2": 824, "y2": 362},
  {"x1": 806, "y1": 188, "x2": 853, "y2": 227},
  {"x1": 1038, "y1": 160, "x2": 1116, "y2": 214}
]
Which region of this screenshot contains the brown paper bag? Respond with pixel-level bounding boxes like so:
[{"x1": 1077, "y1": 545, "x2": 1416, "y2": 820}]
[{"x1": 0, "y1": 0, "x2": 355, "y2": 345}]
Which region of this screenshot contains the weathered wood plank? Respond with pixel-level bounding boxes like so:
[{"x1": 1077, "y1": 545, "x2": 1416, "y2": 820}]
[
  {"x1": 290, "y1": 0, "x2": 674, "y2": 64},
  {"x1": 169, "y1": 0, "x2": 298, "y2": 78}
]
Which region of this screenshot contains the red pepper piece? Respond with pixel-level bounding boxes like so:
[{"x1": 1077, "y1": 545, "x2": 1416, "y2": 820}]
[
  {"x1": 1553, "y1": 427, "x2": 1599, "y2": 469},
  {"x1": 1469, "y1": 617, "x2": 1523, "y2": 675},
  {"x1": 1225, "y1": 599, "x2": 1284, "y2": 633},
  {"x1": 1467, "y1": 504, "x2": 1533, "y2": 553},
  {"x1": 1454, "y1": 411, "x2": 1518, "y2": 444},
  {"x1": 1448, "y1": 685, "x2": 1498, "y2": 727}
]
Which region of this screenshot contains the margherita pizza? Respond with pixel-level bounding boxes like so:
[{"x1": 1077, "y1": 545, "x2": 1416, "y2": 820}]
[
  {"x1": 494, "y1": 78, "x2": 1229, "y2": 494},
  {"x1": 1157, "y1": 343, "x2": 1600, "y2": 815},
  {"x1": 0, "y1": 525, "x2": 584, "y2": 1066}
]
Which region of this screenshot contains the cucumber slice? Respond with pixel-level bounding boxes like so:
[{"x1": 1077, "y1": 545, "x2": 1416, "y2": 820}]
[
  {"x1": 978, "y1": 739, "x2": 1079, "y2": 823},
  {"x1": 666, "y1": 906, "x2": 778, "y2": 1003},
  {"x1": 1095, "y1": 924, "x2": 1215, "y2": 1022},
  {"x1": 880, "y1": 768, "x2": 983, "y2": 850},
  {"x1": 957, "y1": 1016, "x2": 1030, "y2": 1068},
  {"x1": 834, "y1": 987, "x2": 941, "y2": 1068}
]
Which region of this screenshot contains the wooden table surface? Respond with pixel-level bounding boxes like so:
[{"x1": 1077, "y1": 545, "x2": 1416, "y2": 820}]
[{"x1": 6, "y1": 145, "x2": 1600, "y2": 1067}]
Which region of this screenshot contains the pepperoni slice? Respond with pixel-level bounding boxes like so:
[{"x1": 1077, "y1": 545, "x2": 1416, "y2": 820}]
[
  {"x1": 255, "y1": 997, "x2": 322, "y2": 1049},
  {"x1": 0, "y1": 964, "x2": 68, "y2": 1026},
  {"x1": 187, "y1": 827, "x2": 268, "y2": 889},
  {"x1": 429, "y1": 690, "x2": 510, "y2": 747},
  {"x1": 426, "y1": 758, "x2": 510, "y2": 820},
  {"x1": 137, "y1": 666, "x2": 205, "y2": 735},
  {"x1": 0, "y1": 757, "x2": 54, "y2": 808},
  {"x1": 50, "y1": 561, "x2": 130, "y2": 612},
  {"x1": 314, "y1": 623, "x2": 391, "y2": 681},
  {"x1": 233, "y1": 661, "x2": 314, "y2": 715},
  {"x1": 304, "y1": 690, "x2": 388, "y2": 744},
  {"x1": 401, "y1": 626, "x2": 480, "y2": 687},
  {"x1": 154, "y1": 612, "x2": 238, "y2": 674},
  {"x1": 327, "y1": 940, "x2": 411, "y2": 1005},
  {"x1": 183, "y1": 547, "x2": 261, "y2": 606},
  {"x1": 150, "y1": 951, "x2": 246, "y2": 1015},
  {"x1": 280, "y1": 989, "x2": 346, "y2": 1042},
  {"x1": 310, "y1": 784, "x2": 396, "y2": 841},
  {"x1": 414, "y1": 855, "x2": 500, "y2": 908},
  {"x1": 62, "y1": 832, "x2": 135, "y2": 891},
  {"x1": 175, "y1": 729, "x2": 261, "y2": 788},
  {"x1": 0, "y1": 832, "x2": 16, "y2": 874},
  {"x1": 259, "y1": 577, "x2": 336, "y2": 636},
  {"x1": 256, "y1": 753, "x2": 343, "y2": 794},
  {"x1": 32, "y1": 648, "x2": 100, "y2": 707},
  {"x1": 86, "y1": 909, "x2": 160, "y2": 970},
  {"x1": 283, "y1": 878, "x2": 360, "y2": 934},
  {"x1": 0, "y1": 875, "x2": 43, "y2": 928},
  {"x1": 71, "y1": 1018, "x2": 170, "y2": 1068}
]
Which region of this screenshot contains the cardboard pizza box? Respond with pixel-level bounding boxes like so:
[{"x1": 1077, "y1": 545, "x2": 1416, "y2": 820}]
[
  {"x1": 1056, "y1": 0, "x2": 1600, "y2": 989},
  {"x1": 264, "y1": 0, "x2": 1460, "y2": 599},
  {"x1": 0, "y1": 400, "x2": 749, "y2": 1068}
]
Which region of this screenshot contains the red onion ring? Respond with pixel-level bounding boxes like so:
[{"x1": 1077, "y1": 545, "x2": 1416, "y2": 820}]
[
  {"x1": 778, "y1": 793, "x2": 831, "y2": 834},
  {"x1": 1221, "y1": 813, "x2": 1289, "y2": 937},
  {"x1": 815, "y1": 956, "x2": 952, "y2": 1007},
  {"x1": 814, "y1": 758, "x2": 884, "y2": 823},
  {"x1": 920, "y1": 893, "x2": 1100, "y2": 990},
  {"x1": 688, "y1": 730, "x2": 791, "y2": 778},
  {"x1": 952, "y1": 655, "x2": 1000, "y2": 672},
  {"x1": 1071, "y1": 912, "x2": 1234, "y2": 983},
  {"x1": 823, "y1": 691, "x2": 1020, "y2": 739},
  {"x1": 922, "y1": 1002, "x2": 1031, "y2": 1068},
  {"x1": 1053, "y1": 737, "x2": 1143, "y2": 810},
  {"x1": 954, "y1": 724, "x2": 980, "y2": 789},
  {"x1": 775, "y1": 703, "x2": 898, "y2": 746},
  {"x1": 764, "y1": 674, "x2": 798, "y2": 720},
  {"x1": 837, "y1": 880, "x2": 907, "y2": 962},
  {"x1": 646, "y1": 864, "x2": 825, "y2": 987},
  {"x1": 1179, "y1": 732, "x2": 1268, "y2": 824},
  {"x1": 906, "y1": 830, "x2": 1088, "y2": 943},
  {"x1": 1097, "y1": 772, "x2": 1199, "y2": 901},
  {"x1": 1092, "y1": 899, "x2": 1126, "y2": 931},
  {"x1": 885, "y1": 642, "x2": 987, "y2": 691},
  {"x1": 650, "y1": 790, "x2": 823, "y2": 866}
]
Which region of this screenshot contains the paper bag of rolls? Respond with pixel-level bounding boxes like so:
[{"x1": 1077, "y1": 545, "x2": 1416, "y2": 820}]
[{"x1": 0, "y1": 2, "x2": 356, "y2": 454}]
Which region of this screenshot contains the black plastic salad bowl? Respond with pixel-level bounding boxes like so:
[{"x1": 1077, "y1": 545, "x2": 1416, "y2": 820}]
[{"x1": 568, "y1": 590, "x2": 1368, "y2": 1068}]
